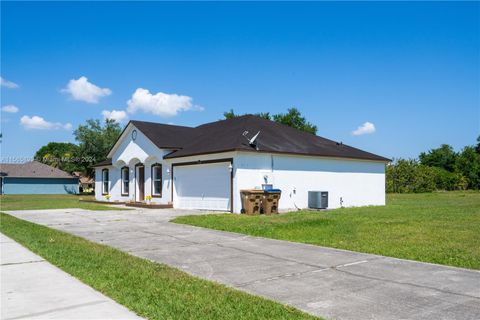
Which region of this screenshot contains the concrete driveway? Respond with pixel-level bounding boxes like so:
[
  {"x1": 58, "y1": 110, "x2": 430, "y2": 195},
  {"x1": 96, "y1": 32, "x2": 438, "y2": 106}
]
[{"x1": 6, "y1": 208, "x2": 480, "y2": 320}]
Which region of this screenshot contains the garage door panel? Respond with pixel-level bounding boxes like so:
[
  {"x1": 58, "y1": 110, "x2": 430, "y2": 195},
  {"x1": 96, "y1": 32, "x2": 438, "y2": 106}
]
[{"x1": 174, "y1": 162, "x2": 231, "y2": 211}]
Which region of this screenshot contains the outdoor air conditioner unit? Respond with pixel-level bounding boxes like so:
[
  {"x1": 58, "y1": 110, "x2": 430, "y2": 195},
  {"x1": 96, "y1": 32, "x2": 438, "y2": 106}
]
[{"x1": 308, "y1": 191, "x2": 328, "y2": 209}]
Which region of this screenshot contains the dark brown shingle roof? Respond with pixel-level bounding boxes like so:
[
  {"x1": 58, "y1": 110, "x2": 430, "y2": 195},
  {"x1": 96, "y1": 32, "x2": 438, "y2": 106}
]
[
  {"x1": 94, "y1": 115, "x2": 390, "y2": 166},
  {"x1": 164, "y1": 115, "x2": 390, "y2": 161},
  {"x1": 0, "y1": 161, "x2": 77, "y2": 178},
  {"x1": 130, "y1": 120, "x2": 195, "y2": 149}
]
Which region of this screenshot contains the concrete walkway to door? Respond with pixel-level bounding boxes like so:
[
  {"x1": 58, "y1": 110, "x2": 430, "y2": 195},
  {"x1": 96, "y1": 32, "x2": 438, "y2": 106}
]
[{"x1": 5, "y1": 208, "x2": 480, "y2": 320}]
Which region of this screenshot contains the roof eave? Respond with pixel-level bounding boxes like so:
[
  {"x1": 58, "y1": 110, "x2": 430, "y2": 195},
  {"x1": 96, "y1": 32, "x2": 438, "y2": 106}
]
[
  {"x1": 164, "y1": 148, "x2": 390, "y2": 162},
  {"x1": 91, "y1": 159, "x2": 113, "y2": 167},
  {"x1": 164, "y1": 148, "x2": 239, "y2": 160}
]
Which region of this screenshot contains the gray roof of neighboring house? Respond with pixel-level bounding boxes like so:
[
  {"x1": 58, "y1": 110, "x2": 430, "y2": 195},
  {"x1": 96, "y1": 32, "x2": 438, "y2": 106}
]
[{"x1": 0, "y1": 161, "x2": 77, "y2": 179}]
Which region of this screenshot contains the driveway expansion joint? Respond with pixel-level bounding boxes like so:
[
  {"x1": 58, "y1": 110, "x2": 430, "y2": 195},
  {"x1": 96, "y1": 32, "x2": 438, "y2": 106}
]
[
  {"x1": 142, "y1": 230, "x2": 200, "y2": 245},
  {"x1": 334, "y1": 266, "x2": 480, "y2": 300},
  {"x1": 1, "y1": 259, "x2": 45, "y2": 266},
  {"x1": 237, "y1": 267, "x2": 327, "y2": 287}
]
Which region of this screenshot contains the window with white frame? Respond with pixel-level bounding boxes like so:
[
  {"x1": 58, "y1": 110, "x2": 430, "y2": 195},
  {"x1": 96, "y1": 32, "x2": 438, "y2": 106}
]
[
  {"x1": 151, "y1": 164, "x2": 162, "y2": 197},
  {"x1": 102, "y1": 169, "x2": 109, "y2": 194},
  {"x1": 121, "y1": 167, "x2": 129, "y2": 195}
]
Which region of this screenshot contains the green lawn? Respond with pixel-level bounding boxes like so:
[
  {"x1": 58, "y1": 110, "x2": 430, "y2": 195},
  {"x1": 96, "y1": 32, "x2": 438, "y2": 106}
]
[
  {"x1": 174, "y1": 191, "x2": 480, "y2": 270},
  {"x1": 0, "y1": 194, "x2": 125, "y2": 211},
  {"x1": 0, "y1": 213, "x2": 318, "y2": 320}
]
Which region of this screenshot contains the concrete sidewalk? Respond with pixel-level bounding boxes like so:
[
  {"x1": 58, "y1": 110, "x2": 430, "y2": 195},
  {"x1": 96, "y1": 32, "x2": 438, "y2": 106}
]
[
  {"x1": 6, "y1": 208, "x2": 480, "y2": 320},
  {"x1": 1, "y1": 233, "x2": 143, "y2": 320}
]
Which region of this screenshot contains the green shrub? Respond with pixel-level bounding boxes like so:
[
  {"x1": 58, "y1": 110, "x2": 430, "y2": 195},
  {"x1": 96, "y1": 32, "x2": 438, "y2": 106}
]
[
  {"x1": 431, "y1": 167, "x2": 468, "y2": 191},
  {"x1": 387, "y1": 159, "x2": 435, "y2": 193},
  {"x1": 386, "y1": 159, "x2": 467, "y2": 193},
  {"x1": 393, "y1": 138, "x2": 480, "y2": 192},
  {"x1": 413, "y1": 165, "x2": 437, "y2": 193},
  {"x1": 455, "y1": 146, "x2": 480, "y2": 190}
]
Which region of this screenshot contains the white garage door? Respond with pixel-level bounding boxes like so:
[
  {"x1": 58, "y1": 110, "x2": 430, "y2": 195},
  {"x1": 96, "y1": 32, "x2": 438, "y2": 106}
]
[{"x1": 174, "y1": 162, "x2": 231, "y2": 211}]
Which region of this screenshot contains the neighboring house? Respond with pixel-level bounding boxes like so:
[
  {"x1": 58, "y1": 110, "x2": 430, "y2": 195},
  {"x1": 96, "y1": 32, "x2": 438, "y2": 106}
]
[
  {"x1": 73, "y1": 172, "x2": 95, "y2": 193},
  {"x1": 0, "y1": 161, "x2": 79, "y2": 195},
  {"x1": 93, "y1": 115, "x2": 390, "y2": 212}
]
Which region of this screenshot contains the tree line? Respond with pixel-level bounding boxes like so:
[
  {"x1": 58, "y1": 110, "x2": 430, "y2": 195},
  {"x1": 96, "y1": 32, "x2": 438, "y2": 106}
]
[
  {"x1": 34, "y1": 119, "x2": 122, "y2": 178},
  {"x1": 32, "y1": 110, "x2": 480, "y2": 193},
  {"x1": 387, "y1": 138, "x2": 480, "y2": 193}
]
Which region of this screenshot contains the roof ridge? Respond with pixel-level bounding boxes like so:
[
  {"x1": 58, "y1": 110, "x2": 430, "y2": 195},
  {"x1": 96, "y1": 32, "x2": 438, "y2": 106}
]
[
  {"x1": 194, "y1": 114, "x2": 268, "y2": 129},
  {"x1": 131, "y1": 120, "x2": 194, "y2": 129}
]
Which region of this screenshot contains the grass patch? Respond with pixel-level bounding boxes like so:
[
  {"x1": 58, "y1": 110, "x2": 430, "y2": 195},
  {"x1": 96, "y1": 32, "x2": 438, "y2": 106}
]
[
  {"x1": 0, "y1": 194, "x2": 125, "y2": 211},
  {"x1": 0, "y1": 213, "x2": 318, "y2": 320},
  {"x1": 174, "y1": 191, "x2": 480, "y2": 270}
]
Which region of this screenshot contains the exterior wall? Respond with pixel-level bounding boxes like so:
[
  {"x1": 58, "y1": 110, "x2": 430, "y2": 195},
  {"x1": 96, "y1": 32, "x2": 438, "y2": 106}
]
[
  {"x1": 96, "y1": 166, "x2": 124, "y2": 201},
  {"x1": 94, "y1": 168, "x2": 106, "y2": 200},
  {"x1": 95, "y1": 163, "x2": 167, "y2": 203},
  {"x1": 234, "y1": 152, "x2": 385, "y2": 213},
  {"x1": 96, "y1": 124, "x2": 175, "y2": 204},
  {"x1": 168, "y1": 151, "x2": 385, "y2": 213},
  {"x1": 3, "y1": 177, "x2": 79, "y2": 195}
]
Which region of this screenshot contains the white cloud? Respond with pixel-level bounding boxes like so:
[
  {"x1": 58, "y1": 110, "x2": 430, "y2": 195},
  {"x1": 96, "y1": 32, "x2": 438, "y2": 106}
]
[
  {"x1": 1, "y1": 77, "x2": 19, "y2": 89},
  {"x1": 352, "y1": 122, "x2": 376, "y2": 136},
  {"x1": 20, "y1": 115, "x2": 72, "y2": 130},
  {"x1": 126, "y1": 88, "x2": 202, "y2": 117},
  {"x1": 102, "y1": 109, "x2": 128, "y2": 123},
  {"x1": 62, "y1": 76, "x2": 111, "y2": 103},
  {"x1": 1, "y1": 105, "x2": 19, "y2": 113}
]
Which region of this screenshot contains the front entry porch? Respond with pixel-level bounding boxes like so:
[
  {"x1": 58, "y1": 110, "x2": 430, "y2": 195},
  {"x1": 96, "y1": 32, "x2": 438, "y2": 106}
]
[{"x1": 125, "y1": 202, "x2": 173, "y2": 209}]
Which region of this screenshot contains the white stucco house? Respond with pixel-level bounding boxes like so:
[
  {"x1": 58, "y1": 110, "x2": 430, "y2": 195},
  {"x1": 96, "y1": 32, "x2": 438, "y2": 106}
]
[{"x1": 94, "y1": 115, "x2": 390, "y2": 213}]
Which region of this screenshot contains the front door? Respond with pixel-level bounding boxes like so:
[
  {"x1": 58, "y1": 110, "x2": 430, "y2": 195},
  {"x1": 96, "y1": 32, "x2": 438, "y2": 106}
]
[{"x1": 138, "y1": 166, "x2": 145, "y2": 201}]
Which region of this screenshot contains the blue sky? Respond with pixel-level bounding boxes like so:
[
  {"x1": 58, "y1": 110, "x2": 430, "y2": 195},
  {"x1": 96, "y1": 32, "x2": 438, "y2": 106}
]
[{"x1": 1, "y1": 1, "x2": 479, "y2": 161}]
